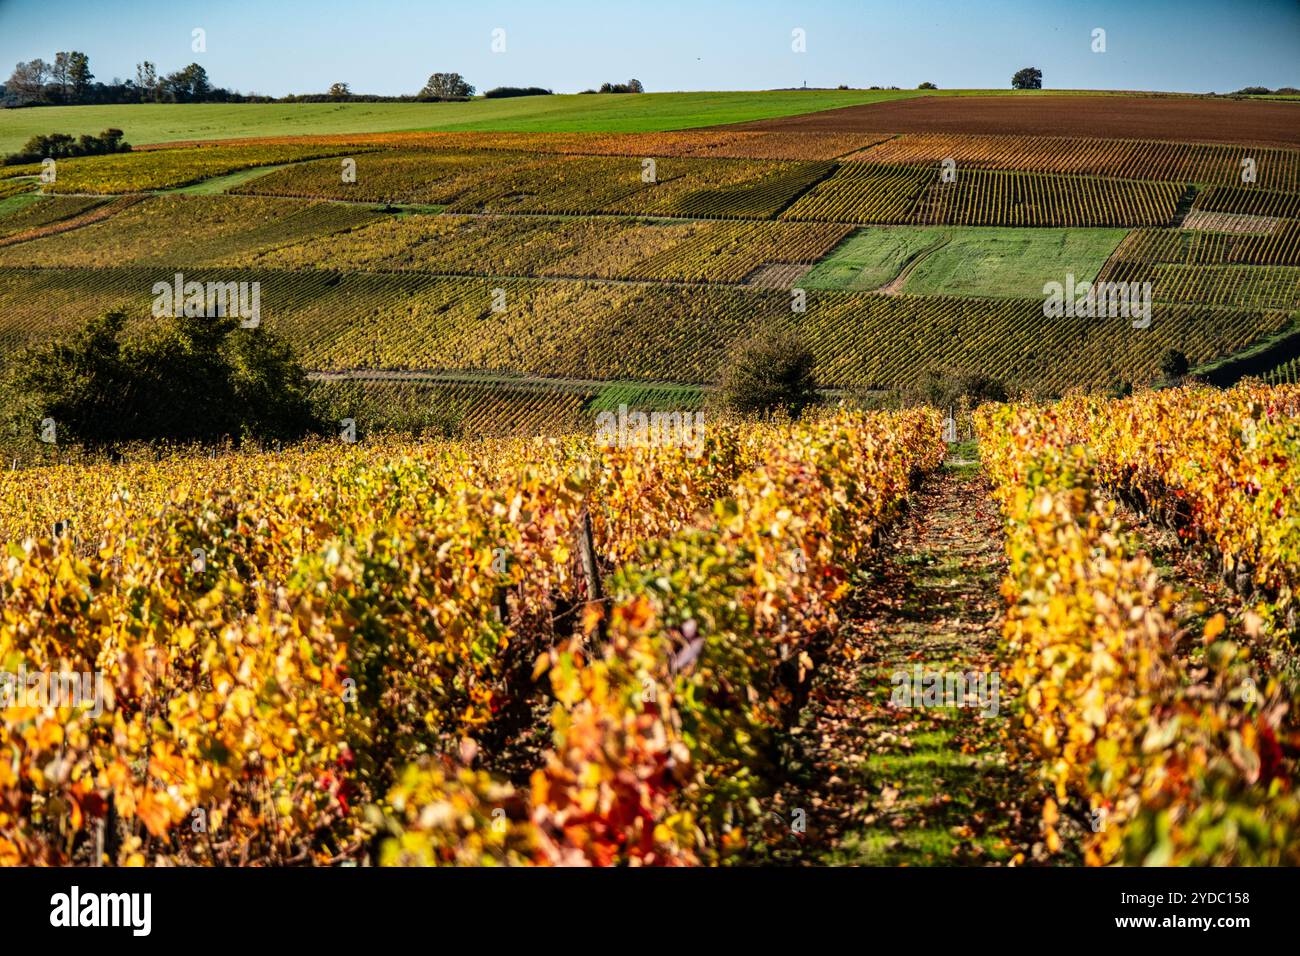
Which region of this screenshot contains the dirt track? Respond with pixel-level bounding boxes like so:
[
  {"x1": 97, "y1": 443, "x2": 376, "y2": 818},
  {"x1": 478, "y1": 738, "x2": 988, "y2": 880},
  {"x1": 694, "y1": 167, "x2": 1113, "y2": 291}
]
[{"x1": 726, "y1": 95, "x2": 1300, "y2": 146}]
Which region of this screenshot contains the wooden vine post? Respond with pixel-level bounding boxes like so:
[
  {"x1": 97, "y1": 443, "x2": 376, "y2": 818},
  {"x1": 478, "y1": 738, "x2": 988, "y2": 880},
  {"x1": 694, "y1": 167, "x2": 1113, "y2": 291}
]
[{"x1": 578, "y1": 506, "x2": 608, "y2": 647}]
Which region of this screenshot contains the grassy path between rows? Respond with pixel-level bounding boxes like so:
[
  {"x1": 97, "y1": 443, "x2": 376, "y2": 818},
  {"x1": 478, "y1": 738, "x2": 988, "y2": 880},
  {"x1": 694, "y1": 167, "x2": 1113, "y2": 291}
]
[
  {"x1": 772, "y1": 444, "x2": 1039, "y2": 864},
  {"x1": 166, "y1": 162, "x2": 294, "y2": 195}
]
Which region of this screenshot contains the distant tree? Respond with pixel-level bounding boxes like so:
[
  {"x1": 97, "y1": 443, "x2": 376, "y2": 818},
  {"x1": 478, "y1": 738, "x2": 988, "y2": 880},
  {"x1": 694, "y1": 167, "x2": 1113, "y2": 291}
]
[
  {"x1": 1159, "y1": 348, "x2": 1190, "y2": 381},
  {"x1": 163, "y1": 63, "x2": 210, "y2": 102},
  {"x1": 2, "y1": 53, "x2": 268, "y2": 106},
  {"x1": 718, "y1": 329, "x2": 819, "y2": 418},
  {"x1": 188, "y1": 64, "x2": 211, "y2": 99},
  {"x1": 6, "y1": 58, "x2": 50, "y2": 104},
  {"x1": 597, "y1": 79, "x2": 644, "y2": 94},
  {"x1": 328, "y1": 81, "x2": 350, "y2": 98},
  {"x1": 482, "y1": 86, "x2": 552, "y2": 98},
  {"x1": 160, "y1": 69, "x2": 180, "y2": 101},
  {"x1": 917, "y1": 81, "x2": 937, "y2": 89},
  {"x1": 67, "y1": 52, "x2": 92, "y2": 103},
  {"x1": 135, "y1": 61, "x2": 159, "y2": 102},
  {"x1": 1233, "y1": 86, "x2": 1300, "y2": 97},
  {"x1": 1011, "y1": 67, "x2": 1043, "y2": 90},
  {"x1": 420, "y1": 72, "x2": 474, "y2": 98},
  {"x1": 50, "y1": 51, "x2": 70, "y2": 101}
]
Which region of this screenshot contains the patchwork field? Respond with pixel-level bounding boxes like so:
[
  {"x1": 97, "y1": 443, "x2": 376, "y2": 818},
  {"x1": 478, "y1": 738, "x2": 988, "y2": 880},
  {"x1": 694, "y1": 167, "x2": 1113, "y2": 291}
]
[
  {"x1": 0, "y1": 267, "x2": 1285, "y2": 400},
  {"x1": 0, "y1": 92, "x2": 1298, "y2": 433},
  {"x1": 232, "y1": 150, "x2": 839, "y2": 218},
  {"x1": 0, "y1": 89, "x2": 1180, "y2": 156}
]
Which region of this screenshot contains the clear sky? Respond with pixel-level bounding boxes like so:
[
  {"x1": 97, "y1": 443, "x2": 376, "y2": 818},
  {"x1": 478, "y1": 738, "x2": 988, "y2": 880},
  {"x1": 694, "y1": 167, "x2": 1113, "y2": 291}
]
[{"x1": 0, "y1": 0, "x2": 1295, "y2": 96}]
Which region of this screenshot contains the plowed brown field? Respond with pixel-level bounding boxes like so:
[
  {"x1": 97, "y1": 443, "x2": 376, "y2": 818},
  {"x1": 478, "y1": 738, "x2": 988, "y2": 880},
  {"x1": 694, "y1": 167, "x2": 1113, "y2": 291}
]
[{"x1": 726, "y1": 95, "x2": 1300, "y2": 146}]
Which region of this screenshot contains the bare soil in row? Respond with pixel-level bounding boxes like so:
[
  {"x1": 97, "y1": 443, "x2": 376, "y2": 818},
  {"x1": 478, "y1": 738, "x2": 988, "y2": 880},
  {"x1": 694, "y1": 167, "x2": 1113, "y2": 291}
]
[{"x1": 725, "y1": 95, "x2": 1300, "y2": 147}]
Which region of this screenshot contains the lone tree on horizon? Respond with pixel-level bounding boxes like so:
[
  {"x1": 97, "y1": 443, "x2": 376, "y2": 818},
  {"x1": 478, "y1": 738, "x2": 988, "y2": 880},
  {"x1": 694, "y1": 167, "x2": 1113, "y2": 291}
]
[
  {"x1": 1012, "y1": 67, "x2": 1043, "y2": 90},
  {"x1": 420, "y1": 72, "x2": 474, "y2": 98}
]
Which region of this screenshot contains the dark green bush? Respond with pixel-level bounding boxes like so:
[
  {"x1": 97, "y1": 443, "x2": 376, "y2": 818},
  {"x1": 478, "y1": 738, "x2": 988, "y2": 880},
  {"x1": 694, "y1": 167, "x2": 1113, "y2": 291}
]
[
  {"x1": 2, "y1": 309, "x2": 321, "y2": 449},
  {"x1": 717, "y1": 329, "x2": 819, "y2": 418}
]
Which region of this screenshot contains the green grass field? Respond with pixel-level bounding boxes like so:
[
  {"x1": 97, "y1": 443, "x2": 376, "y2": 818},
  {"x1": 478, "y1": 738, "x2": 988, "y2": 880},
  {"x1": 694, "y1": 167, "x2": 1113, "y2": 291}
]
[
  {"x1": 167, "y1": 163, "x2": 295, "y2": 195},
  {"x1": 0, "y1": 192, "x2": 43, "y2": 218},
  {"x1": 0, "y1": 91, "x2": 922, "y2": 155},
  {"x1": 0, "y1": 88, "x2": 1160, "y2": 155},
  {"x1": 801, "y1": 228, "x2": 951, "y2": 290},
  {"x1": 801, "y1": 226, "x2": 1127, "y2": 297}
]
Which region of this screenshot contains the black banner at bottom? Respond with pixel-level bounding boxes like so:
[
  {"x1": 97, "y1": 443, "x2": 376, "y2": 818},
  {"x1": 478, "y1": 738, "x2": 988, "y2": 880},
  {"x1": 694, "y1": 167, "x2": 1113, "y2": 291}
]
[{"x1": 0, "y1": 865, "x2": 1290, "y2": 943}]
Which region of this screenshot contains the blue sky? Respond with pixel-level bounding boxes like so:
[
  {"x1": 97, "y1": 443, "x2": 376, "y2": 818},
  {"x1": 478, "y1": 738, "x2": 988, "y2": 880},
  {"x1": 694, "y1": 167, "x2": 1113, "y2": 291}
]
[{"x1": 0, "y1": 0, "x2": 1295, "y2": 96}]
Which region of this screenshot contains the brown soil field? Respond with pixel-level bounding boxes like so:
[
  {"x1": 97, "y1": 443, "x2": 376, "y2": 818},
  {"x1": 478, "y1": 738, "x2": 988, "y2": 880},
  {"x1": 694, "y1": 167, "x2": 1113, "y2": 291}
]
[{"x1": 725, "y1": 95, "x2": 1300, "y2": 146}]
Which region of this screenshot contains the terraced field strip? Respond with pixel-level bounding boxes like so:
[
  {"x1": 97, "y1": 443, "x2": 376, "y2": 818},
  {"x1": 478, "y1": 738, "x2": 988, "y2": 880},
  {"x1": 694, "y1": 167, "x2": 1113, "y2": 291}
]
[
  {"x1": 1194, "y1": 184, "x2": 1300, "y2": 220},
  {"x1": 1111, "y1": 221, "x2": 1300, "y2": 267},
  {"x1": 0, "y1": 194, "x2": 111, "y2": 242},
  {"x1": 841, "y1": 132, "x2": 1300, "y2": 191},
  {"x1": 308, "y1": 368, "x2": 711, "y2": 437},
  {"x1": 0, "y1": 91, "x2": 930, "y2": 154},
  {"x1": 1100, "y1": 259, "x2": 1300, "y2": 309},
  {"x1": 307, "y1": 366, "x2": 712, "y2": 396},
  {"x1": 232, "y1": 149, "x2": 836, "y2": 220},
  {"x1": 284, "y1": 213, "x2": 846, "y2": 285},
  {"x1": 0, "y1": 195, "x2": 386, "y2": 267},
  {"x1": 0, "y1": 267, "x2": 1288, "y2": 393},
  {"x1": 783, "y1": 164, "x2": 1185, "y2": 227},
  {"x1": 39, "y1": 143, "x2": 375, "y2": 194},
  {"x1": 309, "y1": 367, "x2": 871, "y2": 408},
  {"x1": 209, "y1": 129, "x2": 902, "y2": 161},
  {"x1": 0, "y1": 195, "x2": 143, "y2": 249}
]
